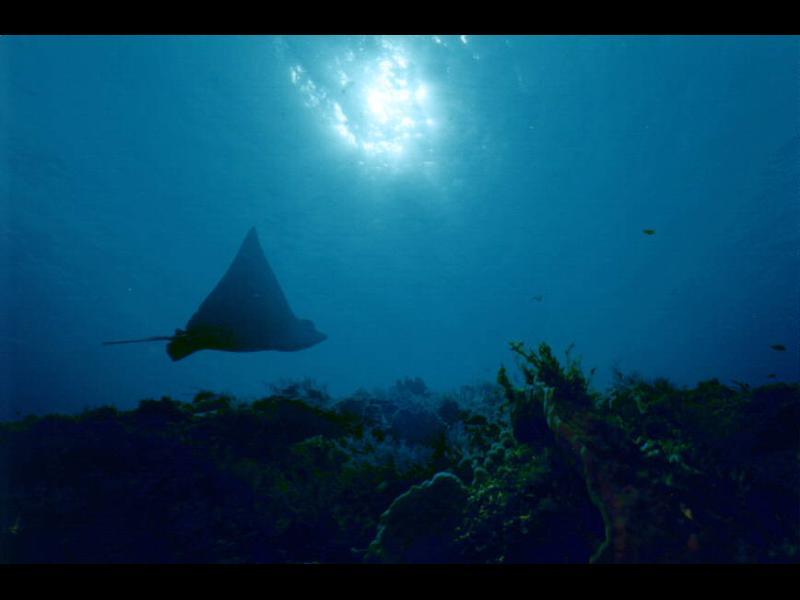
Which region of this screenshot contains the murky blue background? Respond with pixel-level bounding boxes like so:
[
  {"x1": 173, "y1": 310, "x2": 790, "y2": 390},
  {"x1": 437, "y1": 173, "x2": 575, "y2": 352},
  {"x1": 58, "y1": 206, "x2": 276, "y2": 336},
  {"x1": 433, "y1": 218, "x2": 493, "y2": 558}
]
[{"x1": 2, "y1": 35, "x2": 798, "y2": 418}]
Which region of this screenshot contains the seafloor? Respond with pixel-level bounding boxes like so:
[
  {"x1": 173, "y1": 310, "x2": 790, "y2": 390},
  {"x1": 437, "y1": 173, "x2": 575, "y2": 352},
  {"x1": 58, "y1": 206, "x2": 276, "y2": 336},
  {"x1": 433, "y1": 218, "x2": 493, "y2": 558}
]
[{"x1": 1, "y1": 342, "x2": 798, "y2": 564}]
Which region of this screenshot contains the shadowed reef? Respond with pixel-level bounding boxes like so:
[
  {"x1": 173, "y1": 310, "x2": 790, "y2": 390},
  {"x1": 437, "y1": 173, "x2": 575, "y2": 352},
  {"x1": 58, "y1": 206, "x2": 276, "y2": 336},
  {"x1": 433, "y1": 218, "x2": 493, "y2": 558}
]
[{"x1": 1, "y1": 345, "x2": 798, "y2": 564}]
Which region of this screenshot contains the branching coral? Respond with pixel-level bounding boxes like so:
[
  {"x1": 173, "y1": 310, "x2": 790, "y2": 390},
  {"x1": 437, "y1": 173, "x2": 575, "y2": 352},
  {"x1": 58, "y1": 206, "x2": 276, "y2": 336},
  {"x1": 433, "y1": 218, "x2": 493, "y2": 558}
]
[{"x1": 501, "y1": 342, "x2": 681, "y2": 563}]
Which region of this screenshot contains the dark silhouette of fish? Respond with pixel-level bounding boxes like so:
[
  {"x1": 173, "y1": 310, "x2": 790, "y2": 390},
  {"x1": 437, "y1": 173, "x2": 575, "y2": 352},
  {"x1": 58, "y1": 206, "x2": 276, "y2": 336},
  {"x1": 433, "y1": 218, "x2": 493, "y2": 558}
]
[
  {"x1": 642, "y1": 229, "x2": 656, "y2": 235},
  {"x1": 767, "y1": 373, "x2": 777, "y2": 379},
  {"x1": 531, "y1": 295, "x2": 543, "y2": 302},
  {"x1": 104, "y1": 227, "x2": 327, "y2": 361},
  {"x1": 770, "y1": 344, "x2": 787, "y2": 352}
]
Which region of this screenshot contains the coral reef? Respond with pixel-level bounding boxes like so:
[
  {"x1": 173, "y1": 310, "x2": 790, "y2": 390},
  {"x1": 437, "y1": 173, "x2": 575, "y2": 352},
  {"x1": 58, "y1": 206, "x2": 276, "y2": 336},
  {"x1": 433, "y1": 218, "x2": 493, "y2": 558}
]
[
  {"x1": 365, "y1": 472, "x2": 468, "y2": 563},
  {"x1": 499, "y1": 342, "x2": 800, "y2": 563},
  {"x1": 1, "y1": 361, "x2": 797, "y2": 564}
]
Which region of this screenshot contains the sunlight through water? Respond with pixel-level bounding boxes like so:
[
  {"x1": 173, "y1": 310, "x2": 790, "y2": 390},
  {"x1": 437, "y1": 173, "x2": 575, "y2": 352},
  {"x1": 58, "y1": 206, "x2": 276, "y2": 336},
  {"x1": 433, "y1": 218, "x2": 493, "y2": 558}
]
[{"x1": 287, "y1": 37, "x2": 439, "y2": 172}]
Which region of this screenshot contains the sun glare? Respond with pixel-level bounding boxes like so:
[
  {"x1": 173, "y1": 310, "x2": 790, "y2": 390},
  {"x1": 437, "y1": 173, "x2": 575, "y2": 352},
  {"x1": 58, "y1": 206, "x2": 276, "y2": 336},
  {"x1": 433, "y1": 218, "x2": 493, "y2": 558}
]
[{"x1": 288, "y1": 37, "x2": 438, "y2": 170}]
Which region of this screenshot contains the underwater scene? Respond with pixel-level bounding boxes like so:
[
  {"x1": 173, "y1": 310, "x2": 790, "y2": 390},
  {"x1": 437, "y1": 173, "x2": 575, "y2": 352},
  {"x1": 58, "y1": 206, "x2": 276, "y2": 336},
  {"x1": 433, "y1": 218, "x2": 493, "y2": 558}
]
[{"x1": 1, "y1": 35, "x2": 798, "y2": 564}]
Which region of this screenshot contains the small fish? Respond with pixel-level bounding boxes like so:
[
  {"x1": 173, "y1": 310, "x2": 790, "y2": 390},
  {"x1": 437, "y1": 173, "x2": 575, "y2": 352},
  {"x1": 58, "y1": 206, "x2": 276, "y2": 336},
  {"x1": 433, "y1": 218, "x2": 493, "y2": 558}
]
[
  {"x1": 770, "y1": 344, "x2": 787, "y2": 352},
  {"x1": 642, "y1": 229, "x2": 656, "y2": 235},
  {"x1": 680, "y1": 505, "x2": 694, "y2": 521},
  {"x1": 767, "y1": 373, "x2": 777, "y2": 379},
  {"x1": 589, "y1": 367, "x2": 597, "y2": 376},
  {"x1": 531, "y1": 295, "x2": 543, "y2": 302}
]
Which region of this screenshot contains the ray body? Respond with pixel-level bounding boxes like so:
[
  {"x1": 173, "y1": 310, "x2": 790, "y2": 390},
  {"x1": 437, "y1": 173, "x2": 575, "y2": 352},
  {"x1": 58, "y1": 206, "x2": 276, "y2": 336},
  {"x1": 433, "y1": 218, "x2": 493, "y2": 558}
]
[{"x1": 104, "y1": 227, "x2": 327, "y2": 361}]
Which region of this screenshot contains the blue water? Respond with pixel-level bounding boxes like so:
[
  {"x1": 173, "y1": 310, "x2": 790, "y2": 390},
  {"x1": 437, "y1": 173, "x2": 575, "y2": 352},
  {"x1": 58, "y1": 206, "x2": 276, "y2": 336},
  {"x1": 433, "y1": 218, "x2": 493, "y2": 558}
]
[{"x1": 2, "y1": 35, "x2": 798, "y2": 419}]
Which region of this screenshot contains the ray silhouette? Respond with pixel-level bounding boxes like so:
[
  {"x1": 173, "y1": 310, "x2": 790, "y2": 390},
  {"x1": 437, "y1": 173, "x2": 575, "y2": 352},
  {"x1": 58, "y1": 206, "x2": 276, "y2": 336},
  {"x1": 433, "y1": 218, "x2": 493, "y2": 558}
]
[{"x1": 103, "y1": 227, "x2": 327, "y2": 361}]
